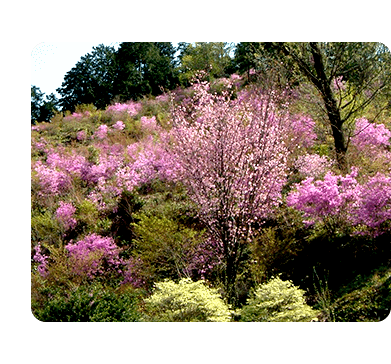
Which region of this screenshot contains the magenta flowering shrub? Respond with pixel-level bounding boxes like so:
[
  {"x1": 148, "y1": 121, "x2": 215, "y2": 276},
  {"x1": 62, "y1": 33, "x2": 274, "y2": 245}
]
[
  {"x1": 55, "y1": 201, "x2": 77, "y2": 230},
  {"x1": 76, "y1": 130, "x2": 87, "y2": 141},
  {"x1": 105, "y1": 101, "x2": 142, "y2": 116},
  {"x1": 286, "y1": 168, "x2": 360, "y2": 227},
  {"x1": 116, "y1": 135, "x2": 179, "y2": 192},
  {"x1": 46, "y1": 149, "x2": 88, "y2": 178},
  {"x1": 112, "y1": 120, "x2": 125, "y2": 131},
  {"x1": 33, "y1": 242, "x2": 48, "y2": 277},
  {"x1": 351, "y1": 118, "x2": 391, "y2": 152},
  {"x1": 65, "y1": 234, "x2": 122, "y2": 278},
  {"x1": 33, "y1": 161, "x2": 72, "y2": 196},
  {"x1": 354, "y1": 173, "x2": 391, "y2": 233},
  {"x1": 93, "y1": 124, "x2": 109, "y2": 140},
  {"x1": 140, "y1": 116, "x2": 161, "y2": 134},
  {"x1": 287, "y1": 167, "x2": 391, "y2": 236}
]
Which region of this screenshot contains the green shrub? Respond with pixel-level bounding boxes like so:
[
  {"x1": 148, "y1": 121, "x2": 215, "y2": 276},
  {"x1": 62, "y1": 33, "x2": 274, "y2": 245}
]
[
  {"x1": 31, "y1": 210, "x2": 62, "y2": 246},
  {"x1": 239, "y1": 276, "x2": 318, "y2": 322},
  {"x1": 32, "y1": 282, "x2": 142, "y2": 322},
  {"x1": 143, "y1": 278, "x2": 232, "y2": 322},
  {"x1": 332, "y1": 268, "x2": 391, "y2": 322},
  {"x1": 131, "y1": 213, "x2": 203, "y2": 285}
]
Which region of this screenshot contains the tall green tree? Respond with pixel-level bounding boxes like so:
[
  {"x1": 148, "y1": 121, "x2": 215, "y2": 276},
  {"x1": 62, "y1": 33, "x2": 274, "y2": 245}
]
[
  {"x1": 177, "y1": 42, "x2": 234, "y2": 86},
  {"x1": 113, "y1": 42, "x2": 178, "y2": 101},
  {"x1": 31, "y1": 86, "x2": 59, "y2": 124},
  {"x1": 56, "y1": 44, "x2": 116, "y2": 112}
]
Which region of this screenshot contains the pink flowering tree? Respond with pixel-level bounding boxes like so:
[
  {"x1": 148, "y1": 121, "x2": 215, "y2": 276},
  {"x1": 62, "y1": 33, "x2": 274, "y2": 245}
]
[{"x1": 169, "y1": 78, "x2": 289, "y2": 304}]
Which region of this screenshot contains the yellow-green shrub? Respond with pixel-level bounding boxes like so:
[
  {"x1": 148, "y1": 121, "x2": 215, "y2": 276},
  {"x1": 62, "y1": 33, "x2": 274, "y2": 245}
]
[
  {"x1": 239, "y1": 276, "x2": 318, "y2": 322},
  {"x1": 143, "y1": 278, "x2": 231, "y2": 322}
]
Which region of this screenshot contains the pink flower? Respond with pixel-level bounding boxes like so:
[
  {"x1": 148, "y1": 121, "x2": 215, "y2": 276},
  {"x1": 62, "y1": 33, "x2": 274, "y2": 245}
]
[
  {"x1": 332, "y1": 76, "x2": 346, "y2": 92},
  {"x1": 112, "y1": 120, "x2": 125, "y2": 130},
  {"x1": 76, "y1": 130, "x2": 87, "y2": 141},
  {"x1": 94, "y1": 124, "x2": 108, "y2": 140}
]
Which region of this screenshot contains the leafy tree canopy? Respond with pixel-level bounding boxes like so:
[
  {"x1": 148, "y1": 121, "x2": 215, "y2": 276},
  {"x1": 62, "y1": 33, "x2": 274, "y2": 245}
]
[
  {"x1": 56, "y1": 44, "x2": 117, "y2": 112},
  {"x1": 113, "y1": 42, "x2": 179, "y2": 101}
]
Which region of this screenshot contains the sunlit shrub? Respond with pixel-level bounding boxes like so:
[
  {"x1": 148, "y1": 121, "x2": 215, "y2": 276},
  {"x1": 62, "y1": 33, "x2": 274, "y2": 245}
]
[
  {"x1": 239, "y1": 276, "x2": 318, "y2": 322},
  {"x1": 143, "y1": 278, "x2": 231, "y2": 322}
]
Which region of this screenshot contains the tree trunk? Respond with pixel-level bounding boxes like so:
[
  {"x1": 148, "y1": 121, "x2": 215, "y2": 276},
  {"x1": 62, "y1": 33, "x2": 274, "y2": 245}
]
[
  {"x1": 279, "y1": 42, "x2": 349, "y2": 173},
  {"x1": 309, "y1": 43, "x2": 348, "y2": 173},
  {"x1": 320, "y1": 93, "x2": 348, "y2": 173}
]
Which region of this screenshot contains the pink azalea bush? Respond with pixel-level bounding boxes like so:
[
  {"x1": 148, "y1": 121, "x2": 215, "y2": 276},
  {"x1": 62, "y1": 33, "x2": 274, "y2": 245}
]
[
  {"x1": 55, "y1": 201, "x2": 77, "y2": 230},
  {"x1": 112, "y1": 120, "x2": 125, "y2": 130},
  {"x1": 284, "y1": 113, "x2": 317, "y2": 150},
  {"x1": 287, "y1": 167, "x2": 391, "y2": 236},
  {"x1": 33, "y1": 242, "x2": 48, "y2": 277},
  {"x1": 93, "y1": 124, "x2": 109, "y2": 140},
  {"x1": 33, "y1": 161, "x2": 72, "y2": 196},
  {"x1": 65, "y1": 234, "x2": 122, "y2": 278},
  {"x1": 105, "y1": 101, "x2": 142, "y2": 116},
  {"x1": 351, "y1": 118, "x2": 391, "y2": 152}
]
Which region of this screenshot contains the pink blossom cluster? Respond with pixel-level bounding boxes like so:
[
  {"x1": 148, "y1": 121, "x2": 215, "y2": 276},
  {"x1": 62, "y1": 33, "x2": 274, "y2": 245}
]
[
  {"x1": 332, "y1": 76, "x2": 346, "y2": 92},
  {"x1": 33, "y1": 136, "x2": 179, "y2": 205},
  {"x1": 33, "y1": 242, "x2": 48, "y2": 277},
  {"x1": 46, "y1": 149, "x2": 87, "y2": 177},
  {"x1": 65, "y1": 234, "x2": 122, "y2": 278},
  {"x1": 93, "y1": 124, "x2": 109, "y2": 140},
  {"x1": 285, "y1": 114, "x2": 317, "y2": 150},
  {"x1": 63, "y1": 111, "x2": 90, "y2": 122},
  {"x1": 140, "y1": 116, "x2": 160, "y2": 133},
  {"x1": 76, "y1": 130, "x2": 87, "y2": 141},
  {"x1": 34, "y1": 160, "x2": 72, "y2": 196},
  {"x1": 105, "y1": 101, "x2": 142, "y2": 116},
  {"x1": 116, "y1": 135, "x2": 179, "y2": 192},
  {"x1": 112, "y1": 120, "x2": 125, "y2": 130},
  {"x1": 55, "y1": 201, "x2": 77, "y2": 230},
  {"x1": 351, "y1": 118, "x2": 391, "y2": 151},
  {"x1": 294, "y1": 153, "x2": 333, "y2": 178},
  {"x1": 287, "y1": 168, "x2": 391, "y2": 235}
]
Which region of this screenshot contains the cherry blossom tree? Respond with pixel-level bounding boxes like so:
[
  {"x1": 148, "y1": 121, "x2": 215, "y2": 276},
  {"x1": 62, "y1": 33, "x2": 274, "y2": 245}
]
[{"x1": 169, "y1": 77, "x2": 289, "y2": 304}]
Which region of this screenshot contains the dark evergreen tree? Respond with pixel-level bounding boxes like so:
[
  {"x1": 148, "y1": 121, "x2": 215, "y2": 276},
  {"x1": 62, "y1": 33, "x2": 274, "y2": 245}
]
[
  {"x1": 31, "y1": 86, "x2": 59, "y2": 124},
  {"x1": 56, "y1": 44, "x2": 116, "y2": 112},
  {"x1": 113, "y1": 42, "x2": 178, "y2": 101}
]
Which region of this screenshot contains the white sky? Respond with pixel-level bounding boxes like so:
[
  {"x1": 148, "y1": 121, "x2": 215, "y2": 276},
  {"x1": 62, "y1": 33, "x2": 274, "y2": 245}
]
[{"x1": 31, "y1": 42, "x2": 120, "y2": 98}]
